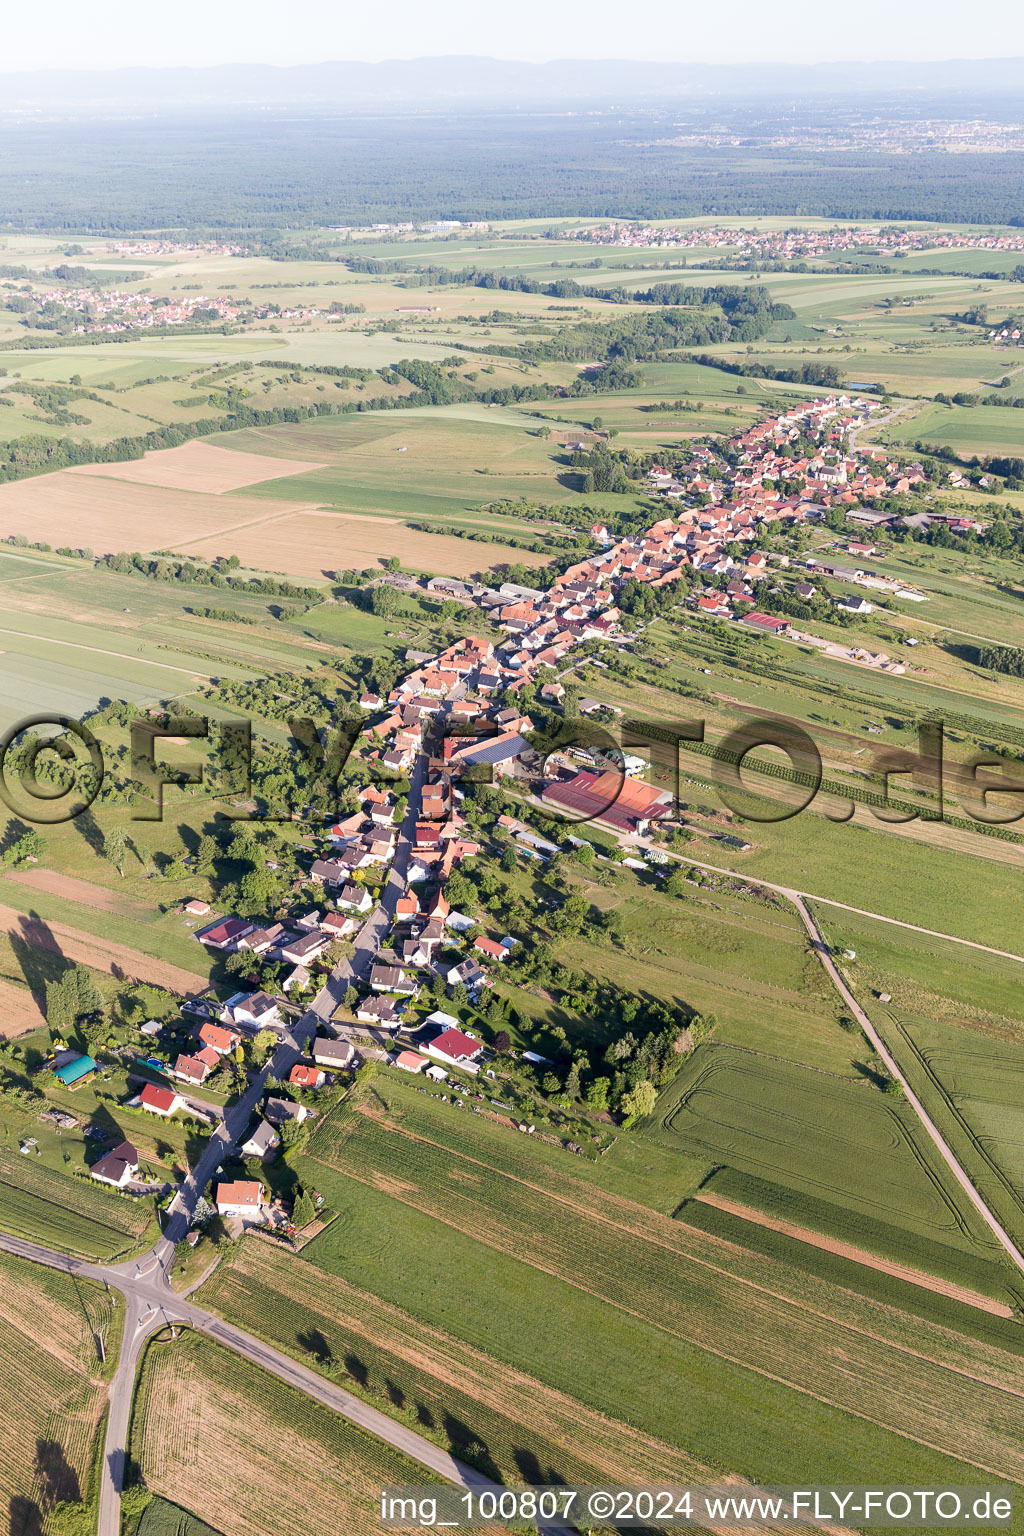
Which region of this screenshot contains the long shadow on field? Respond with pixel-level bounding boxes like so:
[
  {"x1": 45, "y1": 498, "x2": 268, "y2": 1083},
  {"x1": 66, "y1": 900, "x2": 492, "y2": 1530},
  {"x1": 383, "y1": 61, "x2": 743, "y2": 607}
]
[
  {"x1": 33, "y1": 1439, "x2": 80, "y2": 1508},
  {"x1": 8, "y1": 1496, "x2": 43, "y2": 1536},
  {"x1": 443, "y1": 1412, "x2": 501, "y2": 1481},
  {"x1": 9, "y1": 911, "x2": 70, "y2": 1008},
  {"x1": 71, "y1": 808, "x2": 106, "y2": 861}
]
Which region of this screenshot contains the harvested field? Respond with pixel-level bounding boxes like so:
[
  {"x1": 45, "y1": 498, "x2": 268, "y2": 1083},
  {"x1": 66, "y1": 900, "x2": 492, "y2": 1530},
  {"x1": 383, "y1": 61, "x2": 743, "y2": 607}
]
[
  {"x1": 177, "y1": 506, "x2": 547, "y2": 578},
  {"x1": 0, "y1": 976, "x2": 47, "y2": 1036},
  {"x1": 0, "y1": 901, "x2": 207, "y2": 993},
  {"x1": 694, "y1": 1192, "x2": 1014, "y2": 1318},
  {"x1": 6, "y1": 867, "x2": 148, "y2": 917},
  {"x1": 0, "y1": 1248, "x2": 114, "y2": 1528},
  {"x1": 0, "y1": 472, "x2": 316, "y2": 557},
  {"x1": 131, "y1": 1332, "x2": 438, "y2": 1536},
  {"x1": 68, "y1": 440, "x2": 325, "y2": 493}
]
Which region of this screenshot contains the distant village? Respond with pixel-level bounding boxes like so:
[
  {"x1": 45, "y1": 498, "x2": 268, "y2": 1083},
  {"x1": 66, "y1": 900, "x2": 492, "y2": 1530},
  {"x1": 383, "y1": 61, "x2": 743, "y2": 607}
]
[{"x1": 572, "y1": 222, "x2": 1024, "y2": 260}]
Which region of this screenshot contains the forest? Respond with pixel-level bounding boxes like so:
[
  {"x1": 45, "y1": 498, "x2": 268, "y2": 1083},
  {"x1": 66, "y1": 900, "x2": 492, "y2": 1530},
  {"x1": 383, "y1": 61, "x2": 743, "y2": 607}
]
[{"x1": 1, "y1": 110, "x2": 1023, "y2": 229}]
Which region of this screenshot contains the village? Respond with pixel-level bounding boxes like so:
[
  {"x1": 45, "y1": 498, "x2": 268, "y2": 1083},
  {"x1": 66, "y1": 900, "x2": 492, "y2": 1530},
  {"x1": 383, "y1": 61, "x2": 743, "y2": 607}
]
[{"x1": 572, "y1": 221, "x2": 1024, "y2": 261}]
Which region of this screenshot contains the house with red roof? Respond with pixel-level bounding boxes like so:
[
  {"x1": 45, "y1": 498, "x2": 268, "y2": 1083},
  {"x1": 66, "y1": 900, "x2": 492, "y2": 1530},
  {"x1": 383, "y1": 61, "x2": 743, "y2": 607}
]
[{"x1": 138, "y1": 1082, "x2": 185, "y2": 1117}]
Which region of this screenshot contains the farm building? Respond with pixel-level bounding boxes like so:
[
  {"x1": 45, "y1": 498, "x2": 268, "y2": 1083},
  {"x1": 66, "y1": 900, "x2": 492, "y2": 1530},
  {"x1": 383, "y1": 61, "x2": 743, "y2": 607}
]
[{"x1": 542, "y1": 770, "x2": 672, "y2": 836}]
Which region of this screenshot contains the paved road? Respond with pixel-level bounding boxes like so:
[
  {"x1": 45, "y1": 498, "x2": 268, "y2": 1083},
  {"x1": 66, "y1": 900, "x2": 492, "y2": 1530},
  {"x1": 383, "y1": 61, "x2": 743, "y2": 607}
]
[{"x1": 310, "y1": 750, "x2": 427, "y2": 1022}]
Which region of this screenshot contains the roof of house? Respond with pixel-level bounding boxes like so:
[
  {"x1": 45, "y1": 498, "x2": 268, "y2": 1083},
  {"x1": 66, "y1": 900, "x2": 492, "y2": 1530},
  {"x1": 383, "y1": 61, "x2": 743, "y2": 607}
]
[
  {"x1": 474, "y1": 936, "x2": 507, "y2": 959},
  {"x1": 312, "y1": 1038, "x2": 356, "y2": 1066},
  {"x1": 215, "y1": 1179, "x2": 264, "y2": 1209},
  {"x1": 174, "y1": 1053, "x2": 210, "y2": 1083},
  {"x1": 198, "y1": 1023, "x2": 237, "y2": 1053},
  {"x1": 139, "y1": 1082, "x2": 179, "y2": 1113},
  {"x1": 241, "y1": 1120, "x2": 278, "y2": 1155},
  {"x1": 289, "y1": 1063, "x2": 323, "y2": 1087},
  {"x1": 430, "y1": 1027, "x2": 484, "y2": 1062},
  {"x1": 90, "y1": 1140, "x2": 138, "y2": 1183},
  {"x1": 394, "y1": 1050, "x2": 429, "y2": 1072}
]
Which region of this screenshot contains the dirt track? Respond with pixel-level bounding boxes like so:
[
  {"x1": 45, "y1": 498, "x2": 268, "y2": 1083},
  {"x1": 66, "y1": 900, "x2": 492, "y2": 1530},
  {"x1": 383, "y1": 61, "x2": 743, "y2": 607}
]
[
  {"x1": 695, "y1": 1192, "x2": 1014, "y2": 1317},
  {"x1": 0, "y1": 902, "x2": 208, "y2": 995},
  {"x1": 5, "y1": 868, "x2": 147, "y2": 917}
]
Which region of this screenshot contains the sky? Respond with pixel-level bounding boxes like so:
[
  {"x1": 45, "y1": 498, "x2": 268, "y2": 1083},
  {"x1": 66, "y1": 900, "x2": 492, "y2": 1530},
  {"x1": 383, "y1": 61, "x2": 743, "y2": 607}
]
[{"x1": 2, "y1": 0, "x2": 1022, "y2": 72}]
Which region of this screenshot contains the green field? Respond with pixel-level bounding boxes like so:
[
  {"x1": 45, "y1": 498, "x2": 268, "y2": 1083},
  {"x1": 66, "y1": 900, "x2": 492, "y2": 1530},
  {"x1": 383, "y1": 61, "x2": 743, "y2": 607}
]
[
  {"x1": 135, "y1": 1499, "x2": 225, "y2": 1536},
  {"x1": 639, "y1": 1043, "x2": 1009, "y2": 1288},
  {"x1": 0, "y1": 1147, "x2": 155, "y2": 1259},
  {"x1": 274, "y1": 1081, "x2": 1024, "y2": 1488},
  {"x1": 890, "y1": 402, "x2": 1024, "y2": 455},
  {"x1": 0, "y1": 1246, "x2": 117, "y2": 1531}
]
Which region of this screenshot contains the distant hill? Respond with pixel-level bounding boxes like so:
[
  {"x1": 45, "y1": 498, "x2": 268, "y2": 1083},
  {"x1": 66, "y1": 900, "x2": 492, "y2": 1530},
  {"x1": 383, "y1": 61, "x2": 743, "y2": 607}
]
[{"x1": 1, "y1": 55, "x2": 1022, "y2": 113}]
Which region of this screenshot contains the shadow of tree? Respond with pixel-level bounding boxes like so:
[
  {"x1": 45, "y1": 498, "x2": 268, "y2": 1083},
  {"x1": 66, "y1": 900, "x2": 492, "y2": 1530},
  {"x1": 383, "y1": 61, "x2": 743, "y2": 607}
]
[
  {"x1": 70, "y1": 809, "x2": 106, "y2": 861},
  {"x1": 8, "y1": 911, "x2": 69, "y2": 1007},
  {"x1": 297, "y1": 1327, "x2": 333, "y2": 1365},
  {"x1": 33, "y1": 1439, "x2": 80, "y2": 1508},
  {"x1": 8, "y1": 1496, "x2": 43, "y2": 1536},
  {"x1": 442, "y1": 1412, "x2": 501, "y2": 1480},
  {"x1": 343, "y1": 1352, "x2": 368, "y2": 1388}
]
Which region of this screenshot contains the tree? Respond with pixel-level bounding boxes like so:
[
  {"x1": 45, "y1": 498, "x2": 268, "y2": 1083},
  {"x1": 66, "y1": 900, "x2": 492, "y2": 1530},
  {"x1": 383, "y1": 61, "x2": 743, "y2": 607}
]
[
  {"x1": 293, "y1": 1185, "x2": 316, "y2": 1228},
  {"x1": 565, "y1": 1060, "x2": 582, "y2": 1100},
  {"x1": 239, "y1": 866, "x2": 282, "y2": 915},
  {"x1": 344, "y1": 984, "x2": 359, "y2": 1007},
  {"x1": 492, "y1": 1029, "x2": 511, "y2": 1055},
  {"x1": 250, "y1": 1029, "x2": 277, "y2": 1067},
  {"x1": 585, "y1": 1076, "x2": 610, "y2": 1112},
  {"x1": 195, "y1": 833, "x2": 218, "y2": 872},
  {"x1": 384, "y1": 555, "x2": 401, "y2": 572},
  {"x1": 620, "y1": 1079, "x2": 657, "y2": 1122},
  {"x1": 369, "y1": 583, "x2": 401, "y2": 617},
  {"x1": 103, "y1": 825, "x2": 129, "y2": 877}
]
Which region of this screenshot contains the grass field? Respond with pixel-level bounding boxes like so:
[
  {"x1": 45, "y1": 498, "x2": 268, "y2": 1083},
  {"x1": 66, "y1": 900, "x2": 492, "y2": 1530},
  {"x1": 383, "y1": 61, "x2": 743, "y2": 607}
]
[
  {"x1": 0, "y1": 1247, "x2": 116, "y2": 1533},
  {"x1": 130, "y1": 1331, "x2": 441, "y2": 1536},
  {"x1": 889, "y1": 402, "x2": 1024, "y2": 456},
  {"x1": 638, "y1": 1044, "x2": 1009, "y2": 1283},
  {"x1": 278, "y1": 1080, "x2": 1024, "y2": 1487}
]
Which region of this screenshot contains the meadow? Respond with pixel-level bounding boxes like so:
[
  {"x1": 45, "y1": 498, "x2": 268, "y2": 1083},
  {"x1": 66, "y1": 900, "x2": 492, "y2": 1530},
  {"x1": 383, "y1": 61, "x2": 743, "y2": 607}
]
[
  {"x1": 280, "y1": 1080, "x2": 1024, "y2": 1488},
  {"x1": 0, "y1": 1247, "x2": 116, "y2": 1532},
  {"x1": 130, "y1": 1331, "x2": 441, "y2": 1536}
]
